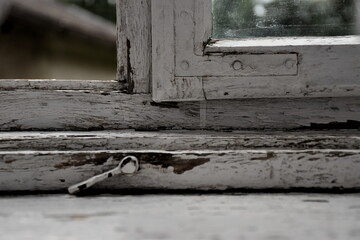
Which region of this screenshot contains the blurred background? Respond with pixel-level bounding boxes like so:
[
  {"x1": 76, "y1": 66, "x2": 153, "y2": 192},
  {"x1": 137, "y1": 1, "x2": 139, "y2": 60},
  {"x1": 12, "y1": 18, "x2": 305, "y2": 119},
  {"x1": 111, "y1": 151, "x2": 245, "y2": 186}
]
[
  {"x1": 0, "y1": 0, "x2": 117, "y2": 80},
  {"x1": 58, "y1": 0, "x2": 116, "y2": 23}
]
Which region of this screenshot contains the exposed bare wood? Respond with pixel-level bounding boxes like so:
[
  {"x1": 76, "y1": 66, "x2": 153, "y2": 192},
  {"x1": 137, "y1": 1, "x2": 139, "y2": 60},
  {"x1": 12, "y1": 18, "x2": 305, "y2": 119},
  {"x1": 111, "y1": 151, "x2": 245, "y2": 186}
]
[
  {"x1": 1, "y1": 131, "x2": 359, "y2": 151},
  {"x1": 117, "y1": 0, "x2": 151, "y2": 93},
  {"x1": 0, "y1": 149, "x2": 360, "y2": 191}
]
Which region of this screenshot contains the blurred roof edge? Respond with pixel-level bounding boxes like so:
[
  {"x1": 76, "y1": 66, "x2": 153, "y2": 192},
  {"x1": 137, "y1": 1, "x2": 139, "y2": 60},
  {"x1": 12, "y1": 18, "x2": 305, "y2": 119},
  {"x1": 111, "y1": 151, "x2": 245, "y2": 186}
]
[{"x1": 0, "y1": 0, "x2": 116, "y2": 45}]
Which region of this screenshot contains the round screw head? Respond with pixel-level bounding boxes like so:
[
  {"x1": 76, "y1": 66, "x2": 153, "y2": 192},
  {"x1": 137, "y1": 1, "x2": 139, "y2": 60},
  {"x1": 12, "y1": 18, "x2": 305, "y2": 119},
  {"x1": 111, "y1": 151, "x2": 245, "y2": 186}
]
[
  {"x1": 232, "y1": 60, "x2": 243, "y2": 70},
  {"x1": 285, "y1": 59, "x2": 296, "y2": 69},
  {"x1": 181, "y1": 60, "x2": 190, "y2": 71},
  {"x1": 180, "y1": 11, "x2": 189, "y2": 19}
]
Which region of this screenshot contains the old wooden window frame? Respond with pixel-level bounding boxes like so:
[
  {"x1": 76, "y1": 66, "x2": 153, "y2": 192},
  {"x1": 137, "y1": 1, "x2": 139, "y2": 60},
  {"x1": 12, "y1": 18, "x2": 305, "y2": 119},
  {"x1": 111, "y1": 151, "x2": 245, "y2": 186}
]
[
  {"x1": 152, "y1": 0, "x2": 360, "y2": 102},
  {"x1": 0, "y1": 0, "x2": 360, "y2": 192}
]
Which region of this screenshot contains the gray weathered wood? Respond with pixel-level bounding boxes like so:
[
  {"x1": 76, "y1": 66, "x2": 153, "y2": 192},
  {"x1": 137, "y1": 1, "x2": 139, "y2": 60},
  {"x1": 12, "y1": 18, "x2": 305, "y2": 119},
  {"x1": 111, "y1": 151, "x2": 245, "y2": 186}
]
[
  {"x1": 1, "y1": 130, "x2": 359, "y2": 191},
  {"x1": 151, "y1": 0, "x2": 178, "y2": 101},
  {"x1": 1, "y1": 131, "x2": 360, "y2": 151},
  {"x1": 152, "y1": 0, "x2": 360, "y2": 101},
  {"x1": 194, "y1": 0, "x2": 212, "y2": 55},
  {"x1": 0, "y1": 149, "x2": 360, "y2": 191},
  {"x1": 0, "y1": 79, "x2": 125, "y2": 91},
  {"x1": 117, "y1": 0, "x2": 151, "y2": 93},
  {"x1": 204, "y1": 36, "x2": 360, "y2": 99},
  {"x1": 1, "y1": 80, "x2": 360, "y2": 130}
]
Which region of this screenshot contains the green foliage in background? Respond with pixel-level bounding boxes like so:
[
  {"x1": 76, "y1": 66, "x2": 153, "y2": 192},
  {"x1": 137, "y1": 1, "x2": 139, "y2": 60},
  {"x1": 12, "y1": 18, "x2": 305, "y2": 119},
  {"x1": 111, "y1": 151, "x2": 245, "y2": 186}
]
[
  {"x1": 58, "y1": 0, "x2": 116, "y2": 23},
  {"x1": 213, "y1": 0, "x2": 357, "y2": 38}
]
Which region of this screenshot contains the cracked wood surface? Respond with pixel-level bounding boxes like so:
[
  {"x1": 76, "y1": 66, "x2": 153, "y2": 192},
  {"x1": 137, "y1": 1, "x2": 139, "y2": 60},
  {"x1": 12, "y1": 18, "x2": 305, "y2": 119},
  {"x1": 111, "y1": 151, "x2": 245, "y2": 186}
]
[
  {"x1": 1, "y1": 131, "x2": 360, "y2": 151},
  {"x1": 117, "y1": 0, "x2": 151, "y2": 93},
  {"x1": 0, "y1": 131, "x2": 359, "y2": 191},
  {"x1": 1, "y1": 81, "x2": 360, "y2": 130},
  {"x1": 0, "y1": 149, "x2": 359, "y2": 191}
]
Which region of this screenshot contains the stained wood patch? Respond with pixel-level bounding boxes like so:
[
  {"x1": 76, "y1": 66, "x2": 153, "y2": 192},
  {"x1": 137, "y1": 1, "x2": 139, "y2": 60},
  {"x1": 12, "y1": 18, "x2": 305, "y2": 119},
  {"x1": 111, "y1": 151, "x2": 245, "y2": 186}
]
[{"x1": 0, "y1": 149, "x2": 359, "y2": 191}]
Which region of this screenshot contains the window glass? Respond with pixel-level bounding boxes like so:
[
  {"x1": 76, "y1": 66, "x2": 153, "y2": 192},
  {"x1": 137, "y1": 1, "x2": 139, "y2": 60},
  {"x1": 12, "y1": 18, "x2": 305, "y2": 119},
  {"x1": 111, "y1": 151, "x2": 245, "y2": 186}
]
[{"x1": 212, "y1": 0, "x2": 358, "y2": 39}]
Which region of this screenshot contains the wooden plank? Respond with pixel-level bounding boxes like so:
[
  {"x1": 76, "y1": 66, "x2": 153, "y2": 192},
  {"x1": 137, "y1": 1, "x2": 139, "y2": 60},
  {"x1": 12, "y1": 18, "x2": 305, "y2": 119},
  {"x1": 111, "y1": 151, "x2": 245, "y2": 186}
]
[
  {"x1": 152, "y1": 0, "x2": 206, "y2": 101},
  {"x1": 0, "y1": 149, "x2": 359, "y2": 191},
  {"x1": 1, "y1": 88, "x2": 360, "y2": 130},
  {"x1": 1, "y1": 131, "x2": 359, "y2": 151},
  {"x1": 194, "y1": 0, "x2": 212, "y2": 55},
  {"x1": 0, "y1": 79, "x2": 125, "y2": 91},
  {"x1": 203, "y1": 76, "x2": 360, "y2": 100},
  {"x1": 172, "y1": 77, "x2": 205, "y2": 101},
  {"x1": 205, "y1": 36, "x2": 360, "y2": 51},
  {"x1": 151, "y1": 0, "x2": 177, "y2": 101},
  {"x1": 117, "y1": 0, "x2": 151, "y2": 93},
  {"x1": 203, "y1": 36, "x2": 360, "y2": 99}
]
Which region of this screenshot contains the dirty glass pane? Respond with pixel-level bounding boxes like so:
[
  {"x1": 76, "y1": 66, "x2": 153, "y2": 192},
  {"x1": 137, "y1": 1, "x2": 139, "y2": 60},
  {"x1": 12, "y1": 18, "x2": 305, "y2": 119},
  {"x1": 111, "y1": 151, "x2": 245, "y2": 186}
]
[{"x1": 212, "y1": 0, "x2": 358, "y2": 39}]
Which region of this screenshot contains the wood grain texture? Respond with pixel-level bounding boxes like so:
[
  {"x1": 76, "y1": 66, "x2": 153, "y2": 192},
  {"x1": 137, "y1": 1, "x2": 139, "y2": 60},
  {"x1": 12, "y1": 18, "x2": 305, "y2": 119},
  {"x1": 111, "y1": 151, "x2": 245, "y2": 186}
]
[
  {"x1": 0, "y1": 149, "x2": 359, "y2": 191},
  {"x1": 0, "y1": 130, "x2": 359, "y2": 191},
  {"x1": 0, "y1": 79, "x2": 125, "y2": 91},
  {"x1": 117, "y1": 0, "x2": 151, "y2": 93},
  {"x1": 1, "y1": 85, "x2": 360, "y2": 130},
  {"x1": 151, "y1": 0, "x2": 178, "y2": 101},
  {"x1": 1, "y1": 131, "x2": 359, "y2": 151},
  {"x1": 204, "y1": 36, "x2": 360, "y2": 100},
  {"x1": 153, "y1": 0, "x2": 360, "y2": 101},
  {"x1": 194, "y1": 0, "x2": 212, "y2": 55}
]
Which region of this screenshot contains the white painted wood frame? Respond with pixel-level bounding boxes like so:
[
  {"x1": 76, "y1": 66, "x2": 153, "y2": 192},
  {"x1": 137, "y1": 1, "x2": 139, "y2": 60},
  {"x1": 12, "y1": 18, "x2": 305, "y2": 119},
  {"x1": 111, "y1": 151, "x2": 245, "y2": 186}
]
[
  {"x1": 1, "y1": 79, "x2": 360, "y2": 130},
  {"x1": 0, "y1": 1, "x2": 359, "y2": 192},
  {"x1": 152, "y1": 0, "x2": 360, "y2": 102},
  {"x1": 1, "y1": 131, "x2": 360, "y2": 191}
]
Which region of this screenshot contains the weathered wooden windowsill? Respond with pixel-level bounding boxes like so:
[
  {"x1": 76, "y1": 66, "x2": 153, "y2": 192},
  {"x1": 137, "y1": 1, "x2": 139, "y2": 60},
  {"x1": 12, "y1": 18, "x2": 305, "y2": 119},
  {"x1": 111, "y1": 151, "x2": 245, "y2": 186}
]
[{"x1": 0, "y1": 130, "x2": 359, "y2": 192}]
